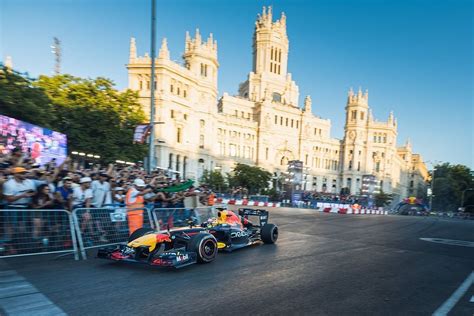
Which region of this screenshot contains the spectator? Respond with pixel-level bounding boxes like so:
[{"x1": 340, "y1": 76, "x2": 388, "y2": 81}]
[
  {"x1": 91, "y1": 173, "x2": 112, "y2": 208},
  {"x1": 72, "y1": 177, "x2": 93, "y2": 209},
  {"x1": 113, "y1": 187, "x2": 126, "y2": 205},
  {"x1": 31, "y1": 183, "x2": 54, "y2": 240},
  {"x1": 2, "y1": 167, "x2": 36, "y2": 207},
  {"x1": 55, "y1": 177, "x2": 74, "y2": 211}
]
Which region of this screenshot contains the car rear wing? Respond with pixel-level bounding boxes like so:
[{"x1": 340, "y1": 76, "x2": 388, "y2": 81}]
[{"x1": 238, "y1": 208, "x2": 269, "y2": 227}]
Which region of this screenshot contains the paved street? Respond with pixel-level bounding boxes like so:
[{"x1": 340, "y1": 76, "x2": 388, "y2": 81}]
[{"x1": 1, "y1": 208, "x2": 473, "y2": 315}]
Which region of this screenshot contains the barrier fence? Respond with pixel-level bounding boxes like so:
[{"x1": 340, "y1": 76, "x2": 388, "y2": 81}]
[
  {"x1": 3, "y1": 205, "x2": 470, "y2": 261},
  {"x1": 72, "y1": 207, "x2": 155, "y2": 260},
  {"x1": 0, "y1": 209, "x2": 79, "y2": 260}
]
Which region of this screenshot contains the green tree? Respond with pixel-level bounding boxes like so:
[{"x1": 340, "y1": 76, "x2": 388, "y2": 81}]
[
  {"x1": 374, "y1": 190, "x2": 393, "y2": 207},
  {"x1": 432, "y1": 163, "x2": 473, "y2": 212},
  {"x1": 34, "y1": 74, "x2": 147, "y2": 163},
  {"x1": 0, "y1": 67, "x2": 55, "y2": 127},
  {"x1": 0, "y1": 69, "x2": 147, "y2": 163},
  {"x1": 200, "y1": 169, "x2": 228, "y2": 192},
  {"x1": 227, "y1": 163, "x2": 272, "y2": 194}
]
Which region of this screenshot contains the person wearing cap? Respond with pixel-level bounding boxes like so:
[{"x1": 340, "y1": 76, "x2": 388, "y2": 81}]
[
  {"x1": 72, "y1": 177, "x2": 93, "y2": 209},
  {"x1": 2, "y1": 167, "x2": 36, "y2": 207},
  {"x1": 112, "y1": 187, "x2": 125, "y2": 205},
  {"x1": 125, "y1": 178, "x2": 153, "y2": 234}
]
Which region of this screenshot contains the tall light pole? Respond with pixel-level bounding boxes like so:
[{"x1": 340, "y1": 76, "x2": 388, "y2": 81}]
[
  {"x1": 428, "y1": 167, "x2": 436, "y2": 211},
  {"x1": 51, "y1": 37, "x2": 61, "y2": 75},
  {"x1": 148, "y1": 0, "x2": 157, "y2": 174}
]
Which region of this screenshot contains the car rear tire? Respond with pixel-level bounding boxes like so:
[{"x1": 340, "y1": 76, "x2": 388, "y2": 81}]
[
  {"x1": 188, "y1": 233, "x2": 218, "y2": 263},
  {"x1": 128, "y1": 227, "x2": 154, "y2": 243},
  {"x1": 261, "y1": 223, "x2": 278, "y2": 244}
]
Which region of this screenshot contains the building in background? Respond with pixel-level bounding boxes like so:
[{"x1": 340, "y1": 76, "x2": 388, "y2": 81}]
[{"x1": 126, "y1": 6, "x2": 428, "y2": 204}]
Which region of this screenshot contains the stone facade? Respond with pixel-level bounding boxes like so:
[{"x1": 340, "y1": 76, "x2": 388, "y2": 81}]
[{"x1": 126, "y1": 6, "x2": 428, "y2": 203}]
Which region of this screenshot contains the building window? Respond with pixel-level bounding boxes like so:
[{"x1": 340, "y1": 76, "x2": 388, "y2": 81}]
[
  {"x1": 360, "y1": 112, "x2": 365, "y2": 120},
  {"x1": 296, "y1": 121, "x2": 299, "y2": 129},
  {"x1": 199, "y1": 135, "x2": 204, "y2": 149},
  {"x1": 139, "y1": 81, "x2": 143, "y2": 90},
  {"x1": 274, "y1": 115, "x2": 278, "y2": 124},
  {"x1": 183, "y1": 90, "x2": 187, "y2": 98},
  {"x1": 176, "y1": 155, "x2": 180, "y2": 173},
  {"x1": 376, "y1": 161, "x2": 380, "y2": 172},
  {"x1": 184, "y1": 114, "x2": 188, "y2": 120},
  {"x1": 373, "y1": 134, "x2": 377, "y2": 142},
  {"x1": 200, "y1": 63, "x2": 208, "y2": 77},
  {"x1": 285, "y1": 118, "x2": 289, "y2": 126},
  {"x1": 229, "y1": 144, "x2": 236, "y2": 156},
  {"x1": 305, "y1": 154, "x2": 308, "y2": 165},
  {"x1": 200, "y1": 119, "x2": 205, "y2": 128},
  {"x1": 147, "y1": 81, "x2": 150, "y2": 90},
  {"x1": 265, "y1": 148, "x2": 269, "y2": 160},
  {"x1": 351, "y1": 110, "x2": 357, "y2": 120},
  {"x1": 291, "y1": 119, "x2": 294, "y2": 128},
  {"x1": 378, "y1": 136, "x2": 382, "y2": 143},
  {"x1": 170, "y1": 110, "x2": 174, "y2": 118},
  {"x1": 170, "y1": 84, "x2": 174, "y2": 93},
  {"x1": 272, "y1": 92, "x2": 282, "y2": 103},
  {"x1": 168, "y1": 153, "x2": 173, "y2": 169},
  {"x1": 154, "y1": 81, "x2": 157, "y2": 90},
  {"x1": 177, "y1": 127, "x2": 182, "y2": 143},
  {"x1": 349, "y1": 160, "x2": 353, "y2": 170},
  {"x1": 357, "y1": 161, "x2": 360, "y2": 171},
  {"x1": 183, "y1": 157, "x2": 187, "y2": 178},
  {"x1": 280, "y1": 117, "x2": 283, "y2": 125}
]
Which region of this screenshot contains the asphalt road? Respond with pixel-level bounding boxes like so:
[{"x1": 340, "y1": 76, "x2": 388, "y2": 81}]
[{"x1": 1, "y1": 208, "x2": 473, "y2": 315}]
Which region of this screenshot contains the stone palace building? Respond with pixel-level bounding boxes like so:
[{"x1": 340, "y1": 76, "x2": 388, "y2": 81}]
[{"x1": 126, "y1": 6, "x2": 429, "y2": 203}]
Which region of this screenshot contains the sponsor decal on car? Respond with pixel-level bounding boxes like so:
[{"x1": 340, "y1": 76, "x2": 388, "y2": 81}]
[
  {"x1": 231, "y1": 230, "x2": 250, "y2": 238},
  {"x1": 176, "y1": 254, "x2": 189, "y2": 262}
]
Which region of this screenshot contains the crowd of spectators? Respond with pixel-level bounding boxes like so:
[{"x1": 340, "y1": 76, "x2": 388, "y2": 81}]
[
  {"x1": 0, "y1": 149, "x2": 215, "y2": 211},
  {"x1": 0, "y1": 148, "x2": 216, "y2": 255}
]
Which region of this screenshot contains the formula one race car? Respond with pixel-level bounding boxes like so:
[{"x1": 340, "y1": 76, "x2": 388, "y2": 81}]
[{"x1": 97, "y1": 208, "x2": 278, "y2": 268}]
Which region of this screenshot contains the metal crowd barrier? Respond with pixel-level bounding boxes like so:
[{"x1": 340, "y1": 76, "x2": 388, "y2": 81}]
[
  {"x1": 0, "y1": 209, "x2": 79, "y2": 260},
  {"x1": 72, "y1": 207, "x2": 154, "y2": 259}
]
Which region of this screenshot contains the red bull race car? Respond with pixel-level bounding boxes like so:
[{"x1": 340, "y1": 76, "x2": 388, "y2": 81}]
[{"x1": 97, "y1": 208, "x2": 278, "y2": 268}]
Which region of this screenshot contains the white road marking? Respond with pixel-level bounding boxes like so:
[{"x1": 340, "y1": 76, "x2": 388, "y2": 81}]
[
  {"x1": 420, "y1": 238, "x2": 474, "y2": 247},
  {"x1": 0, "y1": 267, "x2": 66, "y2": 315},
  {"x1": 432, "y1": 271, "x2": 474, "y2": 316},
  {"x1": 470, "y1": 295, "x2": 474, "y2": 303}
]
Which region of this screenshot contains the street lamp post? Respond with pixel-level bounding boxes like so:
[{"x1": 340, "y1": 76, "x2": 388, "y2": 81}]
[
  {"x1": 148, "y1": 0, "x2": 157, "y2": 174},
  {"x1": 428, "y1": 167, "x2": 436, "y2": 211}
]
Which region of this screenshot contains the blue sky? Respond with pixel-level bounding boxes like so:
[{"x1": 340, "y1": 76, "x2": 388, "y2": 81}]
[{"x1": 1, "y1": 0, "x2": 472, "y2": 168}]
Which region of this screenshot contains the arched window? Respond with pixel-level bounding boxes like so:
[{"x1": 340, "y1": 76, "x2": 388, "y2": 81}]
[
  {"x1": 280, "y1": 156, "x2": 289, "y2": 166},
  {"x1": 272, "y1": 92, "x2": 282, "y2": 103}
]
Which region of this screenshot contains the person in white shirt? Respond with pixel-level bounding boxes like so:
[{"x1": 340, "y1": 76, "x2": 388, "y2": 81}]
[
  {"x1": 73, "y1": 177, "x2": 96, "y2": 238},
  {"x1": 72, "y1": 177, "x2": 93, "y2": 208},
  {"x1": 2, "y1": 167, "x2": 36, "y2": 207},
  {"x1": 91, "y1": 173, "x2": 112, "y2": 208}
]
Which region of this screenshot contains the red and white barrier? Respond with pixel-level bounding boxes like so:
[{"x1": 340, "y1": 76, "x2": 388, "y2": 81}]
[
  {"x1": 215, "y1": 198, "x2": 281, "y2": 207},
  {"x1": 214, "y1": 198, "x2": 386, "y2": 214}
]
